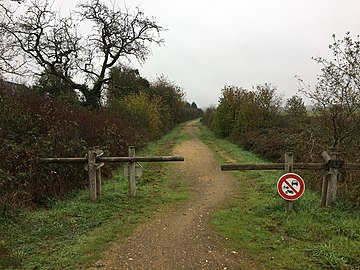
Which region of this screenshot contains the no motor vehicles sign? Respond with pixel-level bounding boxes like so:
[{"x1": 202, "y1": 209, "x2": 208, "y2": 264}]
[{"x1": 277, "y1": 173, "x2": 305, "y2": 201}]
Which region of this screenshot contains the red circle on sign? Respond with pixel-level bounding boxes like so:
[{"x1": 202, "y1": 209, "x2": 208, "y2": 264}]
[{"x1": 277, "y1": 173, "x2": 305, "y2": 201}]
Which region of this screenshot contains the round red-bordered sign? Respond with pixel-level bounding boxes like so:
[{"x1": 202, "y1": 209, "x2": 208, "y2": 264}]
[{"x1": 277, "y1": 173, "x2": 305, "y2": 201}]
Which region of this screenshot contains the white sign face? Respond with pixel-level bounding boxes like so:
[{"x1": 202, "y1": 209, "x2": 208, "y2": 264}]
[
  {"x1": 277, "y1": 173, "x2": 305, "y2": 201},
  {"x1": 281, "y1": 178, "x2": 300, "y2": 194}
]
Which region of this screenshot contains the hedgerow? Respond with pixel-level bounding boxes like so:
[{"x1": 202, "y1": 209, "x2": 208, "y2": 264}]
[
  {"x1": 0, "y1": 73, "x2": 202, "y2": 209},
  {"x1": 202, "y1": 85, "x2": 360, "y2": 207},
  {"x1": 0, "y1": 83, "x2": 145, "y2": 208}
]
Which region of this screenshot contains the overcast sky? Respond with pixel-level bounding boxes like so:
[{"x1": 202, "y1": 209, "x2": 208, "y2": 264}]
[
  {"x1": 5, "y1": 0, "x2": 360, "y2": 108},
  {"x1": 126, "y1": 0, "x2": 360, "y2": 108}
]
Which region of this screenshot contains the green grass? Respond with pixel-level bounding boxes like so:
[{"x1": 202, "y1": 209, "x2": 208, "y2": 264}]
[
  {"x1": 3, "y1": 121, "x2": 359, "y2": 269},
  {"x1": 0, "y1": 124, "x2": 191, "y2": 270},
  {"x1": 196, "y1": 123, "x2": 360, "y2": 270}
]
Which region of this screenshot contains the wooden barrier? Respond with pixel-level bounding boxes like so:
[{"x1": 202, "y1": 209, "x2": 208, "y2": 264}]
[
  {"x1": 221, "y1": 162, "x2": 360, "y2": 171},
  {"x1": 40, "y1": 146, "x2": 184, "y2": 200},
  {"x1": 221, "y1": 150, "x2": 358, "y2": 209}
]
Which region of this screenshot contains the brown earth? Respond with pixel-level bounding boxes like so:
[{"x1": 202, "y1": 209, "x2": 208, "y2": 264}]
[{"x1": 88, "y1": 120, "x2": 260, "y2": 270}]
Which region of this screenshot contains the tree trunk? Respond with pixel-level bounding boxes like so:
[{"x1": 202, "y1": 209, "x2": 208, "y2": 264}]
[{"x1": 82, "y1": 89, "x2": 101, "y2": 110}]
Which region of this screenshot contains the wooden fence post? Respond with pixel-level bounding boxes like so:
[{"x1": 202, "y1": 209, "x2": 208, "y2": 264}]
[
  {"x1": 321, "y1": 172, "x2": 330, "y2": 207},
  {"x1": 128, "y1": 146, "x2": 136, "y2": 197},
  {"x1": 284, "y1": 152, "x2": 294, "y2": 212},
  {"x1": 41, "y1": 149, "x2": 184, "y2": 200},
  {"x1": 321, "y1": 149, "x2": 340, "y2": 207},
  {"x1": 94, "y1": 146, "x2": 104, "y2": 198},
  {"x1": 87, "y1": 147, "x2": 97, "y2": 201},
  {"x1": 96, "y1": 166, "x2": 102, "y2": 198},
  {"x1": 328, "y1": 150, "x2": 340, "y2": 207},
  {"x1": 321, "y1": 150, "x2": 331, "y2": 207}
]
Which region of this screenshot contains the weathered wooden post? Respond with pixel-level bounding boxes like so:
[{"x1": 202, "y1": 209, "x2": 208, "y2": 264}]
[
  {"x1": 128, "y1": 146, "x2": 137, "y2": 197},
  {"x1": 40, "y1": 148, "x2": 184, "y2": 200},
  {"x1": 96, "y1": 165, "x2": 102, "y2": 198},
  {"x1": 87, "y1": 147, "x2": 97, "y2": 201},
  {"x1": 321, "y1": 149, "x2": 341, "y2": 207},
  {"x1": 94, "y1": 147, "x2": 104, "y2": 198},
  {"x1": 284, "y1": 152, "x2": 294, "y2": 213}
]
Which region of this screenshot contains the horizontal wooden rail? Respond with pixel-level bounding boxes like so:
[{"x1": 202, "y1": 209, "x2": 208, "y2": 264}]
[
  {"x1": 221, "y1": 163, "x2": 326, "y2": 171},
  {"x1": 39, "y1": 157, "x2": 87, "y2": 163},
  {"x1": 98, "y1": 156, "x2": 184, "y2": 162},
  {"x1": 221, "y1": 162, "x2": 360, "y2": 171},
  {"x1": 39, "y1": 156, "x2": 184, "y2": 163},
  {"x1": 39, "y1": 146, "x2": 184, "y2": 201},
  {"x1": 342, "y1": 163, "x2": 360, "y2": 170}
]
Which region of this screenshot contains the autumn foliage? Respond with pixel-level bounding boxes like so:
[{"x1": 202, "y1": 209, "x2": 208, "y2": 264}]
[
  {"x1": 202, "y1": 84, "x2": 360, "y2": 206},
  {"x1": 0, "y1": 79, "x2": 201, "y2": 208}
]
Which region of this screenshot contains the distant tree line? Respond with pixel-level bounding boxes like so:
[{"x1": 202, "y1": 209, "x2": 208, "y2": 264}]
[
  {"x1": 202, "y1": 84, "x2": 311, "y2": 160},
  {"x1": 202, "y1": 33, "x2": 360, "y2": 206}
]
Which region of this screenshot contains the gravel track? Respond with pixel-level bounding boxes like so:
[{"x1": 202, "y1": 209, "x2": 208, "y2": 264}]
[{"x1": 88, "y1": 120, "x2": 259, "y2": 270}]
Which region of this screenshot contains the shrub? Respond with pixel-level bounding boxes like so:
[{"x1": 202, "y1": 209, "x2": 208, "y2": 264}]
[
  {"x1": 0, "y1": 83, "x2": 146, "y2": 207},
  {"x1": 119, "y1": 92, "x2": 164, "y2": 140},
  {"x1": 204, "y1": 87, "x2": 360, "y2": 206}
]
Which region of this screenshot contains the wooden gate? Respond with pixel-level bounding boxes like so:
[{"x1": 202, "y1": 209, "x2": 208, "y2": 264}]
[
  {"x1": 40, "y1": 146, "x2": 184, "y2": 200},
  {"x1": 221, "y1": 151, "x2": 360, "y2": 210}
]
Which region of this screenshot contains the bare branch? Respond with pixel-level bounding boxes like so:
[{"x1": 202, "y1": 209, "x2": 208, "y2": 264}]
[
  {"x1": 0, "y1": 0, "x2": 164, "y2": 109},
  {"x1": 300, "y1": 33, "x2": 360, "y2": 148}
]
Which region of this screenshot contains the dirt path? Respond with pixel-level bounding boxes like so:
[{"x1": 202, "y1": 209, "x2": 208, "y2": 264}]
[{"x1": 89, "y1": 120, "x2": 258, "y2": 270}]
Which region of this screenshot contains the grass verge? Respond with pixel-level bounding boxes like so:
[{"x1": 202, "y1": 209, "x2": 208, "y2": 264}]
[
  {"x1": 0, "y1": 124, "x2": 191, "y2": 270},
  {"x1": 196, "y1": 123, "x2": 360, "y2": 270}
]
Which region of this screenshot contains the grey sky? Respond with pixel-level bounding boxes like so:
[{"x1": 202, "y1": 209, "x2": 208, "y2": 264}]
[
  {"x1": 127, "y1": 0, "x2": 360, "y2": 108},
  {"x1": 4, "y1": 0, "x2": 360, "y2": 108}
]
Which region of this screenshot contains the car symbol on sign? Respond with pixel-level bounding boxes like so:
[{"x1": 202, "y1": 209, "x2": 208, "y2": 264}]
[
  {"x1": 283, "y1": 185, "x2": 294, "y2": 194},
  {"x1": 291, "y1": 180, "x2": 298, "y2": 186}
]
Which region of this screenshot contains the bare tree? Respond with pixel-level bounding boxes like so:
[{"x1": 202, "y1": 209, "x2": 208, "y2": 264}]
[
  {"x1": 0, "y1": 0, "x2": 25, "y2": 74},
  {"x1": 0, "y1": 0, "x2": 23, "y2": 11},
  {"x1": 299, "y1": 32, "x2": 360, "y2": 148},
  {"x1": 0, "y1": 0, "x2": 164, "y2": 109}
]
